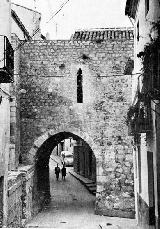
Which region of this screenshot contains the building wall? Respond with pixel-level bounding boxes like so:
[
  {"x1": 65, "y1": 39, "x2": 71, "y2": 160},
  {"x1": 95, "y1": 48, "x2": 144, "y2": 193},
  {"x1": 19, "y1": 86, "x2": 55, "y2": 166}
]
[
  {"x1": 0, "y1": 0, "x2": 12, "y2": 226},
  {"x1": 11, "y1": 3, "x2": 41, "y2": 40},
  {"x1": 0, "y1": 0, "x2": 11, "y2": 37},
  {"x1": 7, "y1": 165, "x2": 35, "y2": 227},
  {"x1": 131, "y1": 0, "x2": 160, "y2": 228},
  {"x1": 74, "y1": 141, "x2": 96, "y2": 183},
  {"x1": 132, "y1": 0, "x2": 160, "y2": 99},
  {"x1": 7, "y1": 171, "x2": 23, "y2": 227},
  {"x1": 11, "y1": 18, "x2": 27, "y2": 40},
  {"x1": 61, "y1": 138, "x2": 76, "y2": 154},
  {"x1": 0, "y1": 1, "x2": 41, "y2": 227},
  {"x1": 20, "y1": 32, "x2": 135, "y2": 218},
  {"x1": 8, "y1": 34, "x2": 21, "y2": 171}
]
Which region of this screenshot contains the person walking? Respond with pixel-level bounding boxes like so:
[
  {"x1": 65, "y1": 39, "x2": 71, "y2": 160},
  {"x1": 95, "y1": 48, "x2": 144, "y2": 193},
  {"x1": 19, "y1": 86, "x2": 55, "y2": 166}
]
[
  {"x1": 61, "y1": 165, "x2": 66, "y2": 180},
  {"x1": 55, "y1": 164, "x2": 60, "y2": 181}
]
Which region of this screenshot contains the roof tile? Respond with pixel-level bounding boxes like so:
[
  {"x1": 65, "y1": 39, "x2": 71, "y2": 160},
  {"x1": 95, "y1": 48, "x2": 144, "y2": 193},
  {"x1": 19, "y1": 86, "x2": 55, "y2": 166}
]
[{"x1": 71, "y1": 28, "x2": 134, "y2": 41}]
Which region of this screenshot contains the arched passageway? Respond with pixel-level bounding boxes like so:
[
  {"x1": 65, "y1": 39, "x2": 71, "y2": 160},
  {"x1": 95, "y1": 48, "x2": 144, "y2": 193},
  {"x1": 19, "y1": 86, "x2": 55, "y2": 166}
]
[{"x1": 32, "y1": 131, "x2": 97, "y2": 212}]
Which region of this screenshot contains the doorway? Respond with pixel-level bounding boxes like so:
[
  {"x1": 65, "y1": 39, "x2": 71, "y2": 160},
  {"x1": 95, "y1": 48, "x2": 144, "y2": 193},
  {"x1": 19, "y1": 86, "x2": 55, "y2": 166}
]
[{"x1": 147, "y1": 151, "x2": 155, "y2": 226}]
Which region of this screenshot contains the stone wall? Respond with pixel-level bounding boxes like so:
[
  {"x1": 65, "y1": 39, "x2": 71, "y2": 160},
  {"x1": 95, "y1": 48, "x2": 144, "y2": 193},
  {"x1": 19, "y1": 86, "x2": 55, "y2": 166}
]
[
  {"x1": 18, "y1": 165, "x2": 34, "y2": 225},
  {"x1": 9, "y1": 34, "x2": 21, "y2": 170},
  {"x1": 7, "y1": 165, "x2": 34, "y2": 227},
  {"x1": 20, "y1": 31, "x2": 135, "y2": 218},
  {"x1": 7, "y1": 171, "x2": 23, "y2": 227}
]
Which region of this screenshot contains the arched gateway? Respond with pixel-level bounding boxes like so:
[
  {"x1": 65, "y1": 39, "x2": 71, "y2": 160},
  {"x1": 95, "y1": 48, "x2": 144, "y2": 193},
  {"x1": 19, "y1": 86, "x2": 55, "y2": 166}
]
[
  {"x1": 19, "y1": 30, "x2": 135, "y2": 219},
  {"x1": 28, "y1": 129, "x2": 99, "y2": 165},
  {"x1": 26, "y1": 129, "x2": 98, "y2": 217}
]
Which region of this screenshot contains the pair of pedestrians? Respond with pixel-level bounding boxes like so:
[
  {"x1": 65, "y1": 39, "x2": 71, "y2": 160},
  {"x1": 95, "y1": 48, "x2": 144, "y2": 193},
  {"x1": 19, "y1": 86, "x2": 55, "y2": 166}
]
[{"x1": 55, "y1": 164, "x2": 66, "y2": 181}]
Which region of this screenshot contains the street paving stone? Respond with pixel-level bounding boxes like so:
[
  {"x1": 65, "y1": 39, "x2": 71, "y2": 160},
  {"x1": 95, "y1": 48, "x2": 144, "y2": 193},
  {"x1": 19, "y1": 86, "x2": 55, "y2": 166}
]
[{"x1": 26, "y1": 156, "x2": 138, "y2": 229}]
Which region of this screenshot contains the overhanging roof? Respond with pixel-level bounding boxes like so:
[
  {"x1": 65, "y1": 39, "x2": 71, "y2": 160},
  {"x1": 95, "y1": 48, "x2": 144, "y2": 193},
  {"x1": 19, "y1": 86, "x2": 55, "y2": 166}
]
[
  {"x1": 125, "y1": 0, "x2": 139, "y2": 19},
  {"x1": 11, "y1": 9, "x2": 32, "y2": 40}
]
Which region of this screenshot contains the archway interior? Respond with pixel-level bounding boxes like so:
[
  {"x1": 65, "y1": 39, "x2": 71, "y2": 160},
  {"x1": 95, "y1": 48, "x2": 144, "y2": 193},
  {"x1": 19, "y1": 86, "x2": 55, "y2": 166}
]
[{"x1": 34, "y1": 132, "x2": 96, "y2": 204}]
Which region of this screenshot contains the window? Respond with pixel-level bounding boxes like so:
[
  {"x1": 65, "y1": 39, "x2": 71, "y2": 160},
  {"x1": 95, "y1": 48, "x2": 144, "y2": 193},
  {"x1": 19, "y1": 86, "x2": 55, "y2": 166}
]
[
  {"x1": 137, "y1": 21, "x2": 139, "y2": 41},
  {"x1": 145, "y1": 0, "x2": 149, "y2": 16},
  {"x1": 77, "y1": 68, "x2": 83, "y2": 103}
]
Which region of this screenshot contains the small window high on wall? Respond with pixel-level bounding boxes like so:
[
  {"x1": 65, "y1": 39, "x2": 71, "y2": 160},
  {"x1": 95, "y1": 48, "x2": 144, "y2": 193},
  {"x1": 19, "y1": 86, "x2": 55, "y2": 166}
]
[
  {"x1": 77, "y1": 68, "x2": 83, "y2": 103},
  {"x1": 137, "y1": 21, "x2": 139, "y2": 41},
  {"x1": 145, "y1": 0, "x2": 149, "y2": 16}
]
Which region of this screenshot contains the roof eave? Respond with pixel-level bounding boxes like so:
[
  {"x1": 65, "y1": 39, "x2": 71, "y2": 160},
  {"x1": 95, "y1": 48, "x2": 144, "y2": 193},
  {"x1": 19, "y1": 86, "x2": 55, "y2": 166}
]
[{"x1": 11, "y1": 9, "x2": 32, "y2": 41}]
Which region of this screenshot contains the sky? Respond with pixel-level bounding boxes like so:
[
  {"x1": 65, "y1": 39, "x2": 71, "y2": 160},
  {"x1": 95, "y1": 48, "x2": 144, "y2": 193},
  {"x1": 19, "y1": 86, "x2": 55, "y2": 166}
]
[{"x1": 11, "y1": 0, "x2": 132, "y2": 39}]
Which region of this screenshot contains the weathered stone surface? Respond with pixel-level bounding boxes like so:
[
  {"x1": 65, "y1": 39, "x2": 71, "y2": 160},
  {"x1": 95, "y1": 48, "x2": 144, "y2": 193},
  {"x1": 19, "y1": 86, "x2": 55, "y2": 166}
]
[
  {"x1": 7, "y1": 166, "x2": 35, "y2": 227},
  {"x1": 18, "y1": 165, "x2": 34, "y2": 225},
  {"x1": 7, "y1": 171, "x2": 23, "y2": 227},
  {"x1": 20, "y1": 36, "x2": 134, "y2": 218}
]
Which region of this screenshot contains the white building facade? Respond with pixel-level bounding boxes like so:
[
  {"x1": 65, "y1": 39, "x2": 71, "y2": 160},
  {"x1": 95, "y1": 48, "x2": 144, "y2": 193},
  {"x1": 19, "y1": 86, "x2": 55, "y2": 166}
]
[
  {"x1": 125, "y1": 0, "x2": 160, "y2": 228},
  {"x1": 0, "y1": 1, "x2": 43, "y2": 226}
]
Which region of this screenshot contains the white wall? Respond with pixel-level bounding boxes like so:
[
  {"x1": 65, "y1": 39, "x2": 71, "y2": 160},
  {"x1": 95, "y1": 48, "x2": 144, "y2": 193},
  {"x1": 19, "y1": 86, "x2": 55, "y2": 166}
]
[
  {"x1": 133, "y1": 0, "x2": 160, "y2": 102},
  {"x1": 133, "y1": 0, "x2": 160, "y2": 215},
  {"x1": 11, "y1": 18, "x2": 26, "y2": 40},
  {"x1": 0, "y1": 1, "x2": 11, "y2": 226},
  {"x1": 11, "y1": 3, "x2": 41, "y2": 40}
]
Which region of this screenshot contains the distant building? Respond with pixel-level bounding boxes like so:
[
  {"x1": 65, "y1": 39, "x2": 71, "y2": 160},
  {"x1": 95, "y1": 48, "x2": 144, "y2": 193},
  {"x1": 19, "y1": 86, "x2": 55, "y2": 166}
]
[
  {"x1": 11, "y1": 3, "x2": 41, "y2": 40},
  {"x1": 125, "y1": 0, "x2": 160, "y2": 228}
]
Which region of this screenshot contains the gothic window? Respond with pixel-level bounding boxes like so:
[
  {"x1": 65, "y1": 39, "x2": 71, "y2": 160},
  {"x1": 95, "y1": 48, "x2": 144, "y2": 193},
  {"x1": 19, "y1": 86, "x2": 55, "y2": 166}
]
[{"x1": 77, "y1": 68, "x2": 83, "y2": 103}]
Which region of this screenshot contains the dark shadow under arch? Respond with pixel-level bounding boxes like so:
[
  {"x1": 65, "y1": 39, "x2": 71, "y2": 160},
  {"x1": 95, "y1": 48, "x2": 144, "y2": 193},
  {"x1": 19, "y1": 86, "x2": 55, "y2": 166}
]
[{"x1": 34, "y1": 131, "x2": 96, "y2": 209}]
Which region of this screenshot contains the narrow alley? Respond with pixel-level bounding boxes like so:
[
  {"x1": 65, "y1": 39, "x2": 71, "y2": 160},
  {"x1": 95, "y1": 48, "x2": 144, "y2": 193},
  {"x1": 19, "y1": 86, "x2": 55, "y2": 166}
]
[
  {"x1": 1, "y1": 0, "x2": 160, "y2": 228},
  {"x1": 26, "y1": 156, "x2": 137, "y2": 229}
]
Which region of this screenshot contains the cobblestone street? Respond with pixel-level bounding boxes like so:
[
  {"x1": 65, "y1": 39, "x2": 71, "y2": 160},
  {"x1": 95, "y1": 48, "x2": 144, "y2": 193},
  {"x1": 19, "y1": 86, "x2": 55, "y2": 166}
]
[{"x1": 26, "y1": 157, "x2": 138, "y2": 229}]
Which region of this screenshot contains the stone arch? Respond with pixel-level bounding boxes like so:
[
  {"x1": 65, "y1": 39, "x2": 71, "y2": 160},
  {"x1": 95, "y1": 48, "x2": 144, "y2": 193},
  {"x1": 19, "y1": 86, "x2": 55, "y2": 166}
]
[
  {"x1": 29, "y1": 128, "x2": 98, "y2": 213},
  {"x1": 28, "y1": 127, "x2": 100, "y2": 165}
]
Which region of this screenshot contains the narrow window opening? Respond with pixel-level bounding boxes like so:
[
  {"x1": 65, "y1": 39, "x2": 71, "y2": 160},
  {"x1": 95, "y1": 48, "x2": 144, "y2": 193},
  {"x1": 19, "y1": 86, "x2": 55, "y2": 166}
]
[
  {"x1": 145, "y1": 0, "x2": 149, "y2": 16},
  {"x1": 137, "y1": 21, "x2": 139, "y2": 42},
  {"x1": 19, "y1": 154, "x2": 22, "y2": 164},
  {"x1": 77, "y1": 68, "x2": 83, "y2": 103}
]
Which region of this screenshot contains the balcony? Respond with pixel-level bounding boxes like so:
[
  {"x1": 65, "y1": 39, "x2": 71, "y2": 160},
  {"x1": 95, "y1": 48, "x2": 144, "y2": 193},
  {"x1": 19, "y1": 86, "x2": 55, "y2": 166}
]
[
  {"x1": 0, "y1": 35, "x2": 14, "y2": 83},
  {"x1": 127, "y1": 102, "x2": 152, "y2": 136},
  {"x1": 138, "y1": 46, "x2": 160, "y2": 100}
]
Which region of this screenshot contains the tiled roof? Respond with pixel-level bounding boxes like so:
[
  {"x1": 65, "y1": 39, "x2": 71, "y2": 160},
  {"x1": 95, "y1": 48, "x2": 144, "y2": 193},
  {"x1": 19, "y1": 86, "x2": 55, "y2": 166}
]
[{"x1": 71, "y1": 28, "x2": 134, "y2": 41}]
